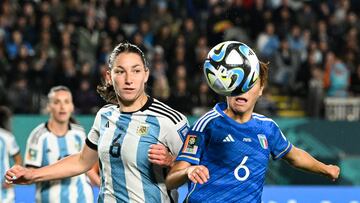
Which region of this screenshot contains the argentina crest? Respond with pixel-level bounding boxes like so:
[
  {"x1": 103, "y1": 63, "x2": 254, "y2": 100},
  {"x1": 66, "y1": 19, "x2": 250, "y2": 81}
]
[{"x1": 136, "y1": 123, "x2": 149, "y2": 136}]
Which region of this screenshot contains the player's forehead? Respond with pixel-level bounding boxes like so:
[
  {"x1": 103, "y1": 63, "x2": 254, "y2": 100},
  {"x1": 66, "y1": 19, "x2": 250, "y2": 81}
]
[
  {"x1": 49, "y1": 90, "x2": 72, "y2": 101},
  {"x1": 113, "y1": 52, "x2": 144, "y2": 69}
]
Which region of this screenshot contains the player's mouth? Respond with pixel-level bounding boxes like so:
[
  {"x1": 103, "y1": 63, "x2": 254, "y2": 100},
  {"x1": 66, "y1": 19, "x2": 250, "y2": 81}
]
[
  {"x1": 123, "y1": 88, "x2": 135, "y2": 92},
  {"x1": 235, "y1": 97, "x2": 248, "y2": 104}
]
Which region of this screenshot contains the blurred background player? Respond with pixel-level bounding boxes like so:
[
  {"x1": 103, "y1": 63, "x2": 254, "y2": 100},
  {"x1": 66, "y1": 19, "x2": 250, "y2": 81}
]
[
  {"x1": 0, "y1": 106, "x2": 22, "y2": 203},
  {"x1": 23, "y1": 86, "x2": 98, "y2": 203},
  {"x1": 5, "y1": 42, "x2": 189, "y2": 202},
  {"x1": 166, "y1": 52, "x2": 340, "y2": 202}
]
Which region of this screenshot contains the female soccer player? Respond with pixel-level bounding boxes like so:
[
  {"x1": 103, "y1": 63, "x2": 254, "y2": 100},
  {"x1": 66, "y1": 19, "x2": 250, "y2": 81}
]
[
  {"x1": 23, "y1": 86, "x2": 98, "y2": 202},
  {"x1": 5, "y1": 42, "x2": 189, "y2": 203},
  {"x1": 0, "y1": 106, "x2": 22, "y2": 203},
  {"x1": 165, "y1": 61, "x2": 340, "y2": 202}
]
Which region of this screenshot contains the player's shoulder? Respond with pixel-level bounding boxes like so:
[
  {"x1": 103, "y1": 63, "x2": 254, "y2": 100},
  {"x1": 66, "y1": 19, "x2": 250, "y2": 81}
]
[
  {"x1": 28, "y1": 123, "x2": 49, "y2": 144},
  {"x1": 252, "y1": 113, "x2": 278, "y2": 126},
  {"x1": 70, "y1": 123, "x2": 86, "y2": 133},
  {"x1": 191, "y1": 108, "x2": 221, "y2": 133},
  {"x1": 0, "y1": 127, "x2": 14, "y2": 140},
  {"x1": 147, "y1": 98, "x2": 187, "y2": 125},
  {"x1": 98, "y1": 104, "x2": 117, "y2": 113}
]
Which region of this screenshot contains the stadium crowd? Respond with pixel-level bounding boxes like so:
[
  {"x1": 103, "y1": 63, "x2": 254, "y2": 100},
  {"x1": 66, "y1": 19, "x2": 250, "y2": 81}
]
[{"x1": 0, "y1": 0, "x2": 360, "y2": 117}]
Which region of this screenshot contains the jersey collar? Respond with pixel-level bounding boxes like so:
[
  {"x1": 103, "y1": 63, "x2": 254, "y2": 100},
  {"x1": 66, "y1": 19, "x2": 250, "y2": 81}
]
[{"x1": 120, "y1": 96, "x2": 153, "y2": 114}]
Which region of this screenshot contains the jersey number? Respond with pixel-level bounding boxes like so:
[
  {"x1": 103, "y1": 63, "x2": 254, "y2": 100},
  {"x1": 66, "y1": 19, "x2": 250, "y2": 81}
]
[
  {"x1": 109, "y1": 133, "x2": 122, "y2": 158},
  {"x1": 234, "y1": 156, "x2": 250, "y2": 181}
]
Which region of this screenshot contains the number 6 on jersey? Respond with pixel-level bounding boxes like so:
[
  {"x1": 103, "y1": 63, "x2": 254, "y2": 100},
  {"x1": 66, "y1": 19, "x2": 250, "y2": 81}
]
[{"x1": 234, "y1": 156, "x2": 250, "y2": 181}]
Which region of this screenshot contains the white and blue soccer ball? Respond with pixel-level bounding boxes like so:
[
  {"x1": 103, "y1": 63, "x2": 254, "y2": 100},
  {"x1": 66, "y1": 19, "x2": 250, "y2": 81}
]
[{"x1": 203, "y1": 41, "x2": 260, "y2": 96}]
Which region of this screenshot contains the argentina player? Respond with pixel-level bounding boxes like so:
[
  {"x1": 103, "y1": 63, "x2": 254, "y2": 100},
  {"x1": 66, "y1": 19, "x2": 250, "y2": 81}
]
[
  {"x1": 5, "y1": 43, "x2": 189, "y2": 203},
  {"x1": 23, "y1": 86, "x2": 98, "y2": 203},
  {"x1": 0, "y1": 106, "x2": 22, "y2": 203}
]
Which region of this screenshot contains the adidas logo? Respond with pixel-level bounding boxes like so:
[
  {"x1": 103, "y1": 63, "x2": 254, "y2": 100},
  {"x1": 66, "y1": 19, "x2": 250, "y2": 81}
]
[
  {"x1": 105, "y1": 121, "x2": 109, "y2": 128},
  {"x1": 223, "y1": 134, "x2": 235, "y2": 142}
]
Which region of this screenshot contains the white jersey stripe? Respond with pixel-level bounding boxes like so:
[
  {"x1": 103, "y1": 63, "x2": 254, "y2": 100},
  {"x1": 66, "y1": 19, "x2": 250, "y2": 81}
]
[
  {"x1": 122, "y1": 115, "x2": 146, "y2": 202},
  {"x1": 199, "y1": 114, "x2": 220, "y2": 132},
  {"x1": 192, "y1": 110, "x2": 216, "y2": 131}
]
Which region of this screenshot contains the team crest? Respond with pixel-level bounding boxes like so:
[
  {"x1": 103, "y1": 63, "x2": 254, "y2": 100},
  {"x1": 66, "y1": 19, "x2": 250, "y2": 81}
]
[
  {"x1": 257, "y1": 134, "x2": 268, "y2": 149},
  {"x1": 136, "y1": 123, "x2": 149, "y2": 136},
  {"x1": 182, "y1": 135, "x2": 198, "y2": 154},
  {"x1": 27, "y1": 149, "x2": 38, "y2": 161}
]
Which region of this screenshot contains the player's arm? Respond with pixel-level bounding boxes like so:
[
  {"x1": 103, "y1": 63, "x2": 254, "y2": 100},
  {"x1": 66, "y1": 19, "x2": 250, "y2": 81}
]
[
  {"x1": 5, "y1": 144, "x2": 98, "y2": 185},
  {"x1": 165, "y1": 161, "x2": 209, "y2": 190},
  {"x1": 283, "y1": 146, "x2": 340, "y2": 181},
  {"x1": 87, "y1": 162, "x2": 100, "y2": 186},
  {"x1": 12, "y1": 151, "x2": 22, "y2": 166}
]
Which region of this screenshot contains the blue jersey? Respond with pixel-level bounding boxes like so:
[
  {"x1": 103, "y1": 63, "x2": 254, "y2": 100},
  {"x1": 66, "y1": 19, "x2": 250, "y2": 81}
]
[
  {"x1": 86, "y1": 97, "x2": 189, "y2": 203},
  {"x1": 177, "y1": 103, "x2": 292, "y2": 203},
  {"x1": 0, "y1": 128, "x2": 19, "y2": 203},
  {"x1": 24, "y1": 123, "x2": 94, "y2": 203}
]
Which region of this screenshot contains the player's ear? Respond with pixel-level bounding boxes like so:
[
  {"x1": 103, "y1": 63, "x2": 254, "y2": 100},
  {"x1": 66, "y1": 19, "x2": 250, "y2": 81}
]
[
  {"x1": 258, "y1": 85, "x2": 264, "y2": 97},
  {"x1": 144, "y1": 67, "x2": 150, "y2": 83},
  {"x1": 105, "y1": 70, "x2": 112, "y2": 86}
]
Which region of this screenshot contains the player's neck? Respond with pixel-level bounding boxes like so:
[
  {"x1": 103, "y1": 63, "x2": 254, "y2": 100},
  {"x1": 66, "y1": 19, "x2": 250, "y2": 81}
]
[
  {"x1": 48, "y1": 119, "x2": 69, "y2": 136},
  {"x1": 118, "y1": 94, "x2": 148, "y2": 112},
  {"x1": 224, "y1": 108, "x2": 252, "y2": 124}
]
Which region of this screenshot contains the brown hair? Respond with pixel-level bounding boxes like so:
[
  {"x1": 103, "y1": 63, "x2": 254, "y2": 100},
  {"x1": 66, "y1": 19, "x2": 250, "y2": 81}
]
[
  {"x1": 0, "y1": 106, "x2": 12, "y2": 131},
  {"x1": 97, "y1": 42, "x2": 148, "y2": 104},
  {"x1": 259, "y1": 61, "x2": 269, "y2": 87}
]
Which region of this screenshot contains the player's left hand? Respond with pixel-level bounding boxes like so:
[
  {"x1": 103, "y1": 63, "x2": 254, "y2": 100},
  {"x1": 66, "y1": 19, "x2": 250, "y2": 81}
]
[
  {"x1": 326, "y1": 164, "x2": 340, "y2": 181},
  {"x1": 148, "y1": 144, "x2": 174, "y2": 167}
]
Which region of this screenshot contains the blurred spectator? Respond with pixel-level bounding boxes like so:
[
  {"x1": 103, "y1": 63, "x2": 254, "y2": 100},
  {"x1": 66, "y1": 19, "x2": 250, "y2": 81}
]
[
  {"x1": 308, "y1": 66, "x2": 324, "y2": 118},
  {"x1": 323, "y1": 51, "x2": 350, "y2": 97},
  {"x1": 7, "y1": 77, "x2": 33, "y2": 113},
  {"x1": 168, "y1": 79, "x2": 192, "y2": 115},
  {"x1": 191, "y1": 81, "x2": 217, "y2": 116},
  {"x1": 75, "y1": 80, "x2": 100, "y2": 114},
  {"x1": 77, "y1": 8, "x2": 100, "y2": 67},
  {"x1": 256, "y1": 22, "x2": 279, "y2": 59},
  {"x1": 272, "y1": 38, "x2": 301, "y2": 93},
  {"x1": 5, "y1": 30, "x2": 34, "y2": 60}
]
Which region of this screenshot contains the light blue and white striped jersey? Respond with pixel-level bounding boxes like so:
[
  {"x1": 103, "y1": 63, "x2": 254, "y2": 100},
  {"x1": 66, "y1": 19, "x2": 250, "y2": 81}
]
[
  {"x1": 177, "y1": 102, "x2": 292, "y2": 203},
  {"x1": 0, "y1": 128, "x2": 19, "y2": 203},
  {"x1": 86, "y1": 97, "x2": 189, "y2": 203},
  {"x1": 24, "y1": 122, "x2": 94, "y2": 203}
]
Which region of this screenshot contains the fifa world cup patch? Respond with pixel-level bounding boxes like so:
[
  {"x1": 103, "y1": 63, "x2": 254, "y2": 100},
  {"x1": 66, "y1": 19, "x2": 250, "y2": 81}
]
[
  {"x1": 27, "y1": 149, "x2": 38, "y2": 161},
  {"x1": 182, "y1": 135, "x2": 198, "y2": 154},
  {"x1": 257, "y1": 134, "x2": 268, "y2": 149}
]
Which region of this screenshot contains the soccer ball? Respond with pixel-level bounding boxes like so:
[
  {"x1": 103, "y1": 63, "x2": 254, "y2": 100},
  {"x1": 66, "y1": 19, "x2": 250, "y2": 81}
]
[{"x1": 203, "y1": 41, "x2": 260, "y2": 96}]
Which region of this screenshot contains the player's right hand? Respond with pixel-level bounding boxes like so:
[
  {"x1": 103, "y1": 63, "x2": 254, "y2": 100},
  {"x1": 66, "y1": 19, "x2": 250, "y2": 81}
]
[
  {"x1": 326, "y1": 164, "x2": 340, "y2": 181},
  {"x1": 4, "y1": 165, "x2": 34, "y2": 185},
  {"x1": 185, "y1": 165, "x2": 209, "y2": 184}
]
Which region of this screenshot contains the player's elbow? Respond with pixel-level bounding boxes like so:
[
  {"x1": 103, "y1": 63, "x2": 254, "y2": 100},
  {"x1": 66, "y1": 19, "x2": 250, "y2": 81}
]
[{"x1": 165, "y1": 175, "x2": 176, "y2": 190}]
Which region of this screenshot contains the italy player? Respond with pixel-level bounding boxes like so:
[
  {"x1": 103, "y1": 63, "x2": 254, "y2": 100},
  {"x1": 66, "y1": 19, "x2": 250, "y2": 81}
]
[
  {"x1": 166, "y1": 61, "x2": 340, "y2": 202},
  {"x1": 5, "y1": 43, "x2": 189, "y2": 203},
  {"x1": 23, "y1": 86, "x2": 98, "y2": 203},
  {"x1": 0, "y1": 106, "x2": 22, "y2": 203}
]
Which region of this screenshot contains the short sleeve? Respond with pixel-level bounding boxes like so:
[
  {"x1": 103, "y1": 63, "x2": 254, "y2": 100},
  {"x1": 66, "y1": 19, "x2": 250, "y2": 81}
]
[
  {"x1": 86, "y1": 110, "x2": 102, "y2": 150},
  {"x1": 7, "y1": 134, "x2": 20, "y2": 156},
  {"x1": 163, "y1": 115, "x2": 189, "y2": 157},
  {"x1": 268, "y1": 122, "x2": 292, "y2": 160},
  {"x1": 176, "y1": 130, "x2": 205, "y2": 165},
  {"x1": 24, "y1": 131, "x2": 45, "y2": 167}
]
